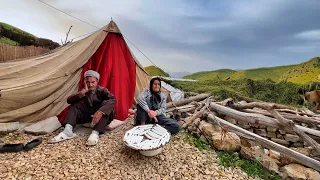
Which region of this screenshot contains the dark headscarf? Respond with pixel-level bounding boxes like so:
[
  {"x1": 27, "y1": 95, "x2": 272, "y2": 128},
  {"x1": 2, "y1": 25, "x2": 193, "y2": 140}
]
[{"x1": 149, "y1": 77, "x2": 162, "y2": 110}]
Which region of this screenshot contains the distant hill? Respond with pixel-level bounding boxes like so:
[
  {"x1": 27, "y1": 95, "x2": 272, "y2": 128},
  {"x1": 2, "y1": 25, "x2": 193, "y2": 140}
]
[
  {"x1": 0, "y1": 22, "x2": 59, "y2": 49},
  {"x1": 281, "y1": 57, "x2": 320, "y2": 83},
  {"x1": 144, "y1": 66, "x2": 170, "y2": 77},
  {"x1": 184, "y1": 57, "x2": 320, "y2": 84},
  {"x1": 0, "y1": 22, "x2": 36, "y2": 37},
  {"x1": 184, "y1": 69, "x2": 235, "y2": 81},
  {"x1": 168, "y1": 71, "x2": 191, "y2": 78}
]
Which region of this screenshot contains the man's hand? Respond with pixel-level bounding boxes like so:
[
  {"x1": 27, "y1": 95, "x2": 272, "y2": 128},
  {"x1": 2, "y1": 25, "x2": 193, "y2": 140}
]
[
  {"x1": 91, "y1": 111, "x2": 103, "y2": 127},
  {"x1": 80, "y1": 82, "x2": 89, "y2": 96}
]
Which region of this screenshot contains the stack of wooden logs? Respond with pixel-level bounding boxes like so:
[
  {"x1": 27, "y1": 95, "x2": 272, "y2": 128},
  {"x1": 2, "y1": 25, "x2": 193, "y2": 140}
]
[{"x1": 167, "y1": 94, "x2": 320, "y2": 177}]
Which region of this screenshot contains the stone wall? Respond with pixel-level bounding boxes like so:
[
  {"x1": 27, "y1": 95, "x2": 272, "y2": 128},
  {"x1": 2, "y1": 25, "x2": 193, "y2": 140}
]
[{"x1": 223, "y1": 115, "x2": 320, "y2": 148}]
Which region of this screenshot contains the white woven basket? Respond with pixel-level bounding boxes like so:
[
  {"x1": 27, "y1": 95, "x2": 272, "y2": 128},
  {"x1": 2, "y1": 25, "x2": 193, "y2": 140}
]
[{"x1": 123, "y1": 124, "x2": 171, "y2": 156}]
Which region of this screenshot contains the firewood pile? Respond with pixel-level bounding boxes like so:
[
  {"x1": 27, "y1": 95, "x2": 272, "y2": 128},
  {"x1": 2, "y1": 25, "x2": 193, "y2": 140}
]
[{"x1": 167, "y1": 94, "x2": 320, "y2": 179}]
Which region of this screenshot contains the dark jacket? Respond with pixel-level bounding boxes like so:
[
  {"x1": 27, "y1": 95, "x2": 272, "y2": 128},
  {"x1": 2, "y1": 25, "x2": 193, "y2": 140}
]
[{"x1": 67, "y1": 85, "x2": 117, "y2": 115}]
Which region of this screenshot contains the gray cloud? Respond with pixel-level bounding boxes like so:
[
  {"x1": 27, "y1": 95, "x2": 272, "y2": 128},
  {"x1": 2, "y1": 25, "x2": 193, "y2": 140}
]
[{"x1": 1, "y1": 0, "x2": 320, "y2": 73}]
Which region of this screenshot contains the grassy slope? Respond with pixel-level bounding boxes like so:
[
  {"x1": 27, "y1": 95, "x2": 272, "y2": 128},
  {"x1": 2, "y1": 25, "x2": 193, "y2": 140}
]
[
  {"x1": 281, "y1": 57, "x2": 320, "y2": 84},
  {"x1": 228, "y1": 65, "x2": 296, "y2": 82},
  {"x1": 184, "y1": 57, "x2": 320, "y2": 84},
  {"x1": 184, "y1": 69, "x2": 235, "y2": 81},
  {"x1": 171, "y1": 79, "x2": 317, "y2": 106},
  {"x1": 144, "y1": 65, "x2": 170, "y2": 77},
  {"x1": 0, "y1": 22, "x2": 36, "y2": 37},
  {"x1": 0, "y1": 37, "x2": 19, "y2": 45}
]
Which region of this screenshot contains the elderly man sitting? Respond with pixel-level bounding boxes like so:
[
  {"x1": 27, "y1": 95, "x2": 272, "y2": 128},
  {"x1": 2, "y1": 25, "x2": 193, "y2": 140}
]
[{"x1": 51, "y1": 70, "x2": 117, "y2": 146}]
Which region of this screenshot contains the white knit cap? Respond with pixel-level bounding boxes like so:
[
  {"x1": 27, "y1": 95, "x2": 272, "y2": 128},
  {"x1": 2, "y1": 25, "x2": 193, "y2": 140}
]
[{"x1": 84, "y1": 70, "x2": 100, "y2": 80}]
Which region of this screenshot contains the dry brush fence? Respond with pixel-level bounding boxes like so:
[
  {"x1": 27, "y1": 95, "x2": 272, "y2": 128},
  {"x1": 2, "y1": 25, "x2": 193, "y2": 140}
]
[{"x1": 0, "y1": 44, "x2": 50, "y2": 62}]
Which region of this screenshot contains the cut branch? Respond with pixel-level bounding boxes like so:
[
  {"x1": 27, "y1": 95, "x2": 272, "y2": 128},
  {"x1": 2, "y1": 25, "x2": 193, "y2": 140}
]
[{"x1": 166, "y1": 94, "x2": 209, "y2": 109}]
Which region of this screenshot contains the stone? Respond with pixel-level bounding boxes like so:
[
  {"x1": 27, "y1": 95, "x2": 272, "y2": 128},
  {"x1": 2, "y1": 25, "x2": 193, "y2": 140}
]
[
  {"x1": 224, "y1": 116, "x2": 237, "y2": 125},
  {"x1": 267, "y1": 132, "x2": 276, "y2": 138},
  {"x1": 211, "y1": 132, "x2": 241, "y2": 152},
  {"x1": 276, "y1": 133, "x2": 284, "y2": 139},
  {"x1": 198, "y1": 120, "x2": 221, "y2": 138},
  {"x1": 281, "y1": 164, "x2": 320, "y2": 180},
  {"x1": 269, "y1": 150, "x2": 280, "y2": 160},
  {"x1": 267, "y1": 127, "x2": 277, "y2": 132},
  {"x1": 0, "y1": 122, "x2": 20, "y2": 133},
  {"x1": 243, "y1": 146, "x2": 280, "y2": 173},
  {"x1": 290, "y1": 147, "x2": 311, "y2": 157},
  {"x1": 285, "y1": 134, "x2": 300, "y2": 142},
  {"x1": 254, "y1": 129, "x2": 267, "y2": 137},
  {"x1": 262, "y1": 156, "x2": 280, "y2": 174},
  {"x1": 279, "y1": 129, "x2": 286, "y2": 135},
  {"x1": 292, "y1": 142, "x2": 304, "y2": 148},
  {"x1": 280, "y1": 148, "x2": 311, "y2": 165},
  {"x1": 238, "y1": 123, "x2": 250, "y2": 129},
  {"x1": 264, "y1": 149, "x2": 269, "y2": 156},
  {"x1": 240, "y1": 138, "x2": 256, "y2": 148},
  {"x1": 249, "y1": 122, "x2": 260, "y2": 128},
  {"x1": 271, "y1": 138, "x2": 290, "y2": 146},
  {"x1": 259, "y1": 124, "x2": 267, "y2": 129},
  {"x1": 24, "y1": 116, "x2": 61, "y2": 135}
]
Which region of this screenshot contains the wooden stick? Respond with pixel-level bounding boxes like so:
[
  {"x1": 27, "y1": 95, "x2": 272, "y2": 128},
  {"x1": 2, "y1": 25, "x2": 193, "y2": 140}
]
[
  {"x1": 207, "y1": 114, "x2": 320, "y2": 171},
  {"x1": 166, "y1": 94, "x2": 209, "y2": 109},
  {"x1": 182, "y1": 97, "x2": 212, "y2": 128}
]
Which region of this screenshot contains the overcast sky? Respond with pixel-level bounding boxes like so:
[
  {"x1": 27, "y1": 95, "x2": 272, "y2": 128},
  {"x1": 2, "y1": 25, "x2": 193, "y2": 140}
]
[{"x1": 1, "y1": 0, "x2": 320, "y2": 74}]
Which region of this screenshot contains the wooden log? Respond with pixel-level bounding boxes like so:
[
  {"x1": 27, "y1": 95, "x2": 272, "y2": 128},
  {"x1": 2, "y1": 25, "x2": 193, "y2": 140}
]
[
  {"x1": 166, "y1": 94, "x2": 209, "y2": 109},
  {"x1": 232, "y1": 102, "x2": 298, "y2": 111},
  {"x1": 242, "y1": 109, "x2": 320, "y2": 125},
  {"x1": 176, "y1": 107, "x2": 196, "y2": 113},
  {"x1": 276, "y1": 108, "x2": 320, "y2": 118},
  {"x1": 211, "y1": 103, "x2": 280, "y2": 127},
  {"x1": 210, "y1": 103, "x2": 320, "y2": 138},
  {"x1": 167, "y1": 104, "x2": 196, "y2": 112},
  {"x1": 207, "y1": 114, "x2": 320, "y2": 171}
]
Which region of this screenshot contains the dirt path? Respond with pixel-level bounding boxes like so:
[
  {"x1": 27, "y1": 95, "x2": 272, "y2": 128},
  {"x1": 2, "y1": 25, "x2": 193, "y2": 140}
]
[{"x1": 0, "y1": 119, "x2": 252, "y2": 180}]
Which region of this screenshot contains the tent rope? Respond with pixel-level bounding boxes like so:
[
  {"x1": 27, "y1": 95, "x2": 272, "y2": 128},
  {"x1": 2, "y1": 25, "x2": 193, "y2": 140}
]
[{"x1": 37, "y1": 0, "x2": 161, "y2": 69}]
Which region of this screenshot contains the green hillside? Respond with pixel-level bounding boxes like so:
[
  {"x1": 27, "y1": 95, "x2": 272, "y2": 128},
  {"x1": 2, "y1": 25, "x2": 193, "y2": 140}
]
[
  {"x1": 0, "y1": 22, "x2": 59, "y2": 49},
  {"x1": 0, "y1": 22, "x2": 36, "y2": 37},
  {"x1": 227, "y1": 65, "x2": 296, "y2": 82},
  {"x1": 184, "y1": 57, "x2": 320, "y2": 84},
  {"x1": 281, "y1": 57, "x2": 320, "y2": 84},
  {"x1": 145, "y1": 66, "x2": 170, "y2": 77},
  {"x1": 0, "y1": 37, "x2": 19, "y2": 45},
  {"x1": 184, "y1": 69, "x2": 235, "y2": 81}
]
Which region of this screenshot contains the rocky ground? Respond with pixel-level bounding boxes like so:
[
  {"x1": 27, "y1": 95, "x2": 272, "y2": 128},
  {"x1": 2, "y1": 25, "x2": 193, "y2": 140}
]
[{"x1": 0, "y1": 119, "x2": 253, "y2": 180}]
